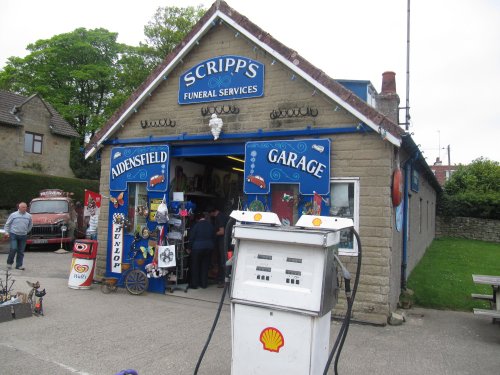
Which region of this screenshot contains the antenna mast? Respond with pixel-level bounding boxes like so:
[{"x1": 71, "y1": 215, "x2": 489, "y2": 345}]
[{"x1": 405, "y1": 0, "x2": 411, "y2": 131}]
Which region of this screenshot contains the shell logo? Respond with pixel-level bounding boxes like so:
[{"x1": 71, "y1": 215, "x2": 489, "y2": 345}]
[
  {"x1": 74, "y1": 264, "x2": 89, "y2": 273},
  {"x1": 312, "y1": 217, "x2": 322, "y2": 227},
  {"x1": 260, "y1": 327, "x2": 284, "y2": 353},
  {"x1": 254, "y1": 213, "x2": 263, "y2": 222}
]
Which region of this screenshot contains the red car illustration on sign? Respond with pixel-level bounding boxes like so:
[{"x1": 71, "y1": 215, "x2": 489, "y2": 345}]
[
  {"x1": 247, "y1": 175, "x2": 266, "y2": 189},
  {"x1": 150, "y1": 174, "x2": 165, "y2": 187}
]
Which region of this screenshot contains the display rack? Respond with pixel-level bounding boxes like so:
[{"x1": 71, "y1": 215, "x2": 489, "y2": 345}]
[{"x1": 166, "y1": 202, "x2": 190, "y2": 293}]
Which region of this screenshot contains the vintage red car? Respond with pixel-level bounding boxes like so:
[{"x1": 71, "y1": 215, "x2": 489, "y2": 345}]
[
  {"x1": 149, "y1": 174, "x2": 165, "y2": 187},
  {"x1": 246, "y1": 175, "x2": 266, "y2": 189}
]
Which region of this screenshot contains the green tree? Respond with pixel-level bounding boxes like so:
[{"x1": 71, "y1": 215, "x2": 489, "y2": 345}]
[
  {"x1": 0, "y1": 28, "x2": 141, "y2": 140},
  {"x1": 0, "y1": 28, "x2": 153, "y2": 179},
  {"x1": 143, "y1": 5, "x2": 205, "y2": 61},
  {"x1": 439, "y1": 157, "x2": 500, "y2": 219},
  {"x1": 444, "y1": 157, "x2": 500, "y2": 194},
  {"x1": 0, "y1": 6, "x2": 206, "y2": 179}
]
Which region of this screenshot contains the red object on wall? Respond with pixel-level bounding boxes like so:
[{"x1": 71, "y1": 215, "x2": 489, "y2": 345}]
[
  {"x1": 392, "y1": 168, "x2": 403, "y2": 206},
  {"x1": 271, "y1": 188, "x2": 294, "y2": 225}
]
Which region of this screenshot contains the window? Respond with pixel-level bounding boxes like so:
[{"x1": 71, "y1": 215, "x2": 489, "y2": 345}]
[
  {"x1": 330, "y1": 178, "x2": 359, "y2": 256},
  {"x1": 127, "y1": 183, "x2": 147, "y2": 235},
  {"x1": 24, "y1": 132, "x2": 43, "y2": 154},
  {"x1": 419, "y1": 198, "x2": 423, "y2": 233}
]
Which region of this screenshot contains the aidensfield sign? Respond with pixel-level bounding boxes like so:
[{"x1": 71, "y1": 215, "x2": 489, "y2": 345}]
[{"x1": 178, "y1": 55, "x2": 264, "y2": 104}]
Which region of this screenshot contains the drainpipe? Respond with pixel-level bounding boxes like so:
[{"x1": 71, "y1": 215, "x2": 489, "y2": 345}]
[{"x1": 401, "y1": 151, "x2": 419, "y2": 290}]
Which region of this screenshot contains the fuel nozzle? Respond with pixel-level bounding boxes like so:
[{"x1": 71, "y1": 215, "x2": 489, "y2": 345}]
[{"x1": 334, "y1": 253, "x2": 351, "y2": 298}]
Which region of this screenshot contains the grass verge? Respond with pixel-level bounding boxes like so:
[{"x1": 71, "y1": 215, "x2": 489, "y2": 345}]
[{"x1": 407, "y1": 237, "x2": 500, "y2": 311}]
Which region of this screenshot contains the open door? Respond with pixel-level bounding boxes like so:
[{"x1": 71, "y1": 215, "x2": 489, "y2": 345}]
[{"x1": 271, "y1": 184, "x2": 298, "y2": 226}]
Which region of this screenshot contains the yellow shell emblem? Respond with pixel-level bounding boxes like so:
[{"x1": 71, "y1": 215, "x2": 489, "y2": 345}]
[
  {"x1": 254, "y1": 213, "x2": 263, "y2": 221},
  {"x1": 312, "y1": 217, "x2": 322, "y2": 226},
  {"x1": 260, "y1": 327, "x2": 284, "y2": 353}
]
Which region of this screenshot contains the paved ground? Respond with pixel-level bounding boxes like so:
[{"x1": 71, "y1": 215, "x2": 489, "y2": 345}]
[{"x1": 0, "y1": 243, "x2": 499, "y2": 375}]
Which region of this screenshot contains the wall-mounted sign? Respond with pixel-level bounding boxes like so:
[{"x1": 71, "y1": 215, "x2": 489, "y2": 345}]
[
  {"x1": 178, "y1": 55, "x2": 264, "y2": 105},
  {"x1": 411, "y1": 166, "x2": 419, "y2": 192},
  {"x1": 110, "y1": 146, "x2": 170, "y2": 192},
  {"x1": 111, "y1": 219, "x2": 124, "y2": 273},
  {"x1": 244, "y1": 139, "x2": 330, "y2": 195}
]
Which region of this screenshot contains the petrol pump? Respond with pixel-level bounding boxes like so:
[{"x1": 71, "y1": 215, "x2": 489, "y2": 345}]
[{"x1": 228, "y1": 211, "x2": 354, "y2": 375}]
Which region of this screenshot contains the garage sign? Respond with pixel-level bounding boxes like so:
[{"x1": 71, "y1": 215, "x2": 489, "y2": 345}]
[
  {"x1": 178, "y1": 55, "x2": 264, "y2": 104},
  {"x1": 110, "y1": 145, "x2": 170, "y2": 192},
  {"x1": 244, "y1": 139, "x2": 330, "y2": 195}
]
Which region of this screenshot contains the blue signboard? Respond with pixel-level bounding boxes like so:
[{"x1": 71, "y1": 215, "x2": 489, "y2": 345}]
[
  {"x1": 109, "y1": 146, "x2": 169, "y2": 192},
  {"x1": 178, "y1": 55, "x2": 264, "y2": 104},
  {"x1": 244, "y1": 139, "x2": 330, "y2": 195}
]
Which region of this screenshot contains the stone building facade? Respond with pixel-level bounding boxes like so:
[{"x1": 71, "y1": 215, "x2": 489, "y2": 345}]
[
  {"x1": 86, "y1": 1, "x2": 440, "y2": 324},
  {"x1": 0, "y1": 91, "x2": 78, "y2": 177}
]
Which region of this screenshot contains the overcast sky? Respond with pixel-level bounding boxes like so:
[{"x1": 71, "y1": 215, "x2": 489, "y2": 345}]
[{"x1": 1, "y1": 0, "x2": 499, "y2": 165}]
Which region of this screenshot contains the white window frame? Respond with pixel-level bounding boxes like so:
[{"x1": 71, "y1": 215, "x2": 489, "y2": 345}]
[{"x1": 330, "y1": 177, "x2": 360, "y2": 256}]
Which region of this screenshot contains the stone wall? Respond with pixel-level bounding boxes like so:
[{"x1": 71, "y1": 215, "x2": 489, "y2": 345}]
[{"x1": 436, "y1": 216, "x2": 500, "y2": 243}]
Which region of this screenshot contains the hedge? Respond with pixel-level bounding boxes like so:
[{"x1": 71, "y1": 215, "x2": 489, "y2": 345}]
[
  {"x1": 437, "y1": 191, "x2": 500, "y2": 220},
  {"x1": 0, "y1": 171, "x2": 99, "y2": 210}
]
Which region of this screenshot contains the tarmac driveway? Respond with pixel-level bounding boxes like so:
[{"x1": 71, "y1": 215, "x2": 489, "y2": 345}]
[{"x1": 0, "y1": 244, "x2": 499, "y2": 375}]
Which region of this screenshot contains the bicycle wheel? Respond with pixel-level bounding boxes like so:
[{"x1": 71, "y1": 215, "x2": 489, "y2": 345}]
[
  {"x1": 101, "y1": 283, "x2": 113, "y2": 294},
  {"x1": 125, "y1": 270, "x2": 149, "y2": 295}
]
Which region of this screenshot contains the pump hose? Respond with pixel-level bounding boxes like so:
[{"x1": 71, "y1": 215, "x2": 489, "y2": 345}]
[
  {"x1": 193, "y1": 217, "x2": 236, "y2": 375},
  {"x1": 323, "y1": 227, "x2": 362, "y2": 375}
]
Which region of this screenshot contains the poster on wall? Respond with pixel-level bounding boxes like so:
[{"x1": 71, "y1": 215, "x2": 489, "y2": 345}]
[
  {"x1": 244, "y1": 139, "x2": 330, "y2": 195},
  {"x1": 84, "y1": 190, "x2": 101, "y2": 217},
  {"x1": 110, "y1": 145, "x2": 170, "y2": 192},
  {"x1": 178, "y1": 55, "x2": 264, "y2": 104}
]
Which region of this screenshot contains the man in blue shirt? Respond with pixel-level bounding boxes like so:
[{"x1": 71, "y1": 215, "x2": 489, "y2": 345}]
[{"x1": 4, "y1": 202, "x2": 33, "y2": 270}]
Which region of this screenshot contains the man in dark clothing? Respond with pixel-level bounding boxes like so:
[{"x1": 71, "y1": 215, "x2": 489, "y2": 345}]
[
  {"x1": 208, "y1": 207, "x2": 229, "y2": 287},
  {"x1": 187, "y1": 212, "x2": 215, "y2": 289}
]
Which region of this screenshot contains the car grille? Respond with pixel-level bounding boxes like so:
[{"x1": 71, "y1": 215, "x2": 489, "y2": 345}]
[{"x1": 30, "y1": 225, "x2": 63, "y2": 238}]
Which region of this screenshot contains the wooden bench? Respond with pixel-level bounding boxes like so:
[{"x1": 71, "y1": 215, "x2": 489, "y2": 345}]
[
  {"x1": 471, "y1": 293, "x2": 495, "y2": 302},
  {"x1": 473, "y1": 308, "x2": 500, "y2": 320},
  {"x1": 472, "y1": 275, "x2": 500, "y2": 323}
]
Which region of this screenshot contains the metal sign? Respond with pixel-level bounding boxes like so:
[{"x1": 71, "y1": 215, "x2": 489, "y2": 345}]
[
  {"x1": 244, "y1": 139, "x2": 330, "y2": 195},
  {"x1": 178, "y1": 55, "x2": 264, "y2": 104},
  {"x1": 109, "y1": 145, "x2": 170, "y2": 192}
]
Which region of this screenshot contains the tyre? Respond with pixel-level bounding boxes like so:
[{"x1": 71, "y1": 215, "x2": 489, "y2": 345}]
[
  {"x1": 125, "y1": 270, "x2": 149, "y2": 295},
  {"x1": 101, "y1": 283, "x2": 112, "y2": 294}
]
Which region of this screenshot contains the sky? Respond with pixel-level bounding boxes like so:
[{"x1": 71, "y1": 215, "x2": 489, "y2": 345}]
[{"x1": 1, "y1": 0, "x2": 499, "y2": 166}]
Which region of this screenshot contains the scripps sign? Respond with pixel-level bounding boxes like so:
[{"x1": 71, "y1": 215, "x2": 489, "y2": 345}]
[{"x1": 178, "y1": 55, "x2": 264, "y2": 104}]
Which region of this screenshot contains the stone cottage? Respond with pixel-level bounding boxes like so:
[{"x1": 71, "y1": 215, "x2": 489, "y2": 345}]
[{"x1": 0, "y1": 90, "x2": 78, "y2": 177}]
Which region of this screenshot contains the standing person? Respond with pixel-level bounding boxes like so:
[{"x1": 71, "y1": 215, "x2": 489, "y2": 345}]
[
  {"x1": 209, "y1": 206, "x2": 229, "y2": 288},
  {"x1": 4, "y1": 202, "x2": 33, "y2": 270},
  {"x1": 187, "y1": 212, "x2": 215, "y2": 289}
]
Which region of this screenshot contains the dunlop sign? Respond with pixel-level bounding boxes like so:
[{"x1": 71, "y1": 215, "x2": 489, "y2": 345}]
[{"x1": 178, "y1": 55, "x2": 264, "y2": 104}]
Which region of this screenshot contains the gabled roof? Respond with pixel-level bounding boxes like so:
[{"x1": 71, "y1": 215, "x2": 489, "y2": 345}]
[
  {"x1": 85, "y1": 0, "x2": 405, "y2": 158},
  {"x1": 0, "y1": 90, "x2": 79, "y2": 138}
]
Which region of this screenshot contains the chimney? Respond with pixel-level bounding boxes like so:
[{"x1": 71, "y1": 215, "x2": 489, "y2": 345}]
[
  {"x1": 375, "y1": 71, "x2": 400, "y2": 124},
  {"x1": 381, "y1": 71, "x2": 397, "y2": 94},
  {"x1": 434, "y1": 157, "x2": 442, "y2": 166}
]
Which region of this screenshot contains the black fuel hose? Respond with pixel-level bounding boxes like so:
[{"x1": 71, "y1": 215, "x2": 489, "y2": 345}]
[
  {"x1": 323, "y1": 227, "x2": 362, "y2": 375},
  {"x1": 193, "y1": 217, "x2": 236, "y2": 375}
]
